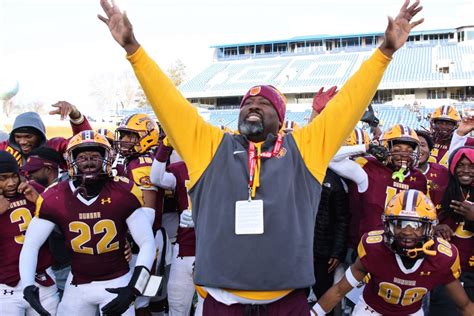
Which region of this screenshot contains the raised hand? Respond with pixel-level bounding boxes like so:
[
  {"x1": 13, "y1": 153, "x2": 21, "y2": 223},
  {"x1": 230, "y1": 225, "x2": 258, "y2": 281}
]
[
  {"x1": 98, "y1": 0, "x2": 140, "y2": 55},
  {"x1": 312, "y1": 86, "x2": 338, "y2": 114},
  {"x1": 380, "y1": 0, "x2": 424, "y2": 57},
  {"x1": 49, "y1": 101, "x2": 81, "y2": 120},
  {"x1": 456, "y1": 116, "x2": 474, "y2": 137}
]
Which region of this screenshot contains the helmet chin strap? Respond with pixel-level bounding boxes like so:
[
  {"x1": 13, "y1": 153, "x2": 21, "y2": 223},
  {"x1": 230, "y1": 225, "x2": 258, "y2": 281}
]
[{"x1": 406, "y1": 239, "x2": 436, "y2": 259}]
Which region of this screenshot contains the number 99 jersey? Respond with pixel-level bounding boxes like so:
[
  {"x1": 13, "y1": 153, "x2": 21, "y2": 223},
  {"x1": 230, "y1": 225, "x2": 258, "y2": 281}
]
[
  {"x1": 357, "y1": 231, "x2": 461, "y2": 315},
  {"x1": 35, "y1": 176, "x2": 144, "y2": 285}
]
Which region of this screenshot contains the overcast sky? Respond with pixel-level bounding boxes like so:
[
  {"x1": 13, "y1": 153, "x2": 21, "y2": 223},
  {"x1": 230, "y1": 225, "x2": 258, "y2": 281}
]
[{"x1": 0, "y1": 0, "x2": 472, "y2": 113}]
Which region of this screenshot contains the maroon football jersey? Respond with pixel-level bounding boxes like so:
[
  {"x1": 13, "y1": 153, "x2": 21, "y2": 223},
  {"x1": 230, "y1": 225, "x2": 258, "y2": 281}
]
[
  {"x1": 439, "y1": 216, "x2": 474, "y2": 273},
  {"x1": 358, "y1": 231, "x2": 461, "y2": 315},
  {"x1": 356, "y1": 157, "x2": 427, "y2": 239},
  {"x1": 36, "y1": 176, "x2": 144, "y2": 284},
  {"x1": 118, "y1": 155, "x2": 154, "y2": 189},
  {"x1": 422, "y1": 162, "x2": 449, "y2": 212},
  {"x1": 168, "y1": 162, "x2": 196, "y2": 257},
  {"x1": 430, "y1": 142, "x2": 450, "y2": 167},
  {"x1": 0, "y1": 194, "x2": 53, "y2": 286}
]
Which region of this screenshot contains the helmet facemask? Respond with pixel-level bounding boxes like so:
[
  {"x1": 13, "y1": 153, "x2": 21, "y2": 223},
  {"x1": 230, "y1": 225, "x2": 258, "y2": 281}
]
[
  {"x1": 430, "y1": 119, "x2": 458, "y2": 144},
  {"x1": 115, "y1": 129, "x2": 142, "y2": 158},
  {"x1": 67, "y1": 145, "x2": 113, "y2": 197},
  {"x1": 383, "y1": 215, "x2": 436, "y2": 259},
  {"x1": 385, "y1": 140, "x2": 420, "y2": 171}
]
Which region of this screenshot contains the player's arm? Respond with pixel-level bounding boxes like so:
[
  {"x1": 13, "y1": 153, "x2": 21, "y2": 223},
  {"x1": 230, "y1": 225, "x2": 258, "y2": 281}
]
[
  {"x1": 150, "y1": 140, "x2": 177, "y2": 190},
  {"x1": 102, "y1": 208, "x2": 156, "y2": 315},
  {"x1": 48, "y1": 100, "x2": 92, "y2": 134},
  {"x1": 331, "y1": 144, "x2": 367, "y2": 162},
  {"x1": 448, "y1": 117, "x2": 474, "y2": 158},
  {"x1": 444, "y1": 279, "x2": 474, "y2": 316},
  {"x1": 329, "y1": 158, "x2": 368, "y2": 193},
  {"x1": 312, "y1": 258, "x2": 367, "y2": 315},
  {"x1": 19, "y1": 217, "x2": 56, "y2": 316},
  {"x1": 19, "y1": 218, "x2": 55, "y2": 287},
  {"x1": 126, "y1": 207, "x2": 156, "y2": 268}
]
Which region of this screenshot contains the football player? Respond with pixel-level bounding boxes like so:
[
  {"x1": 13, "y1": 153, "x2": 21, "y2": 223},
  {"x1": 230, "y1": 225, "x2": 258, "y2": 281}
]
[
  {"x1": 114, "y1": 114, "x2": 161, "y2": 313},
  {"x1": 313, "y1": 190, "x2": 474, "y2": 316},
  {"x1": 150, "y1": 138, "x2": 195, "y2": 316},
  {"x1": 0, "y1": 150, "x2": 59, "y2": 315},
  {"x1": 430, "y1": 146, "x2": 474, "y2": 314},
  {"x1": 429, "y1": 105, "x2": 462, "y2": 167},
  {"x1": 19, "y1": 131, "x2": 156, "y2": 316},
  {"x1": 415, "y1": 130, "x2": 449, "y2": 211},
  {"x1": 114, "y1": 113, "x2": 158, "y2": 212},
  {"x1": 331, "y1": 125, "x2": 427, "y2": 240}
]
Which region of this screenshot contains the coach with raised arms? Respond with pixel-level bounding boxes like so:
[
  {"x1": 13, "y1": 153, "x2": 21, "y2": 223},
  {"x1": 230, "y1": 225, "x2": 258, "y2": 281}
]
[{"x1": 99, "y1": 0, "x2": 424, "y2": 314}]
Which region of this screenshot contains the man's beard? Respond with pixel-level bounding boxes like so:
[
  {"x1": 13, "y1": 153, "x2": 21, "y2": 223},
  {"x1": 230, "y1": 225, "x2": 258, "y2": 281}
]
[
  {"x1": 238, "y1": 120, "x2": 264, "y2": 138},
  {"x1": 34, "y1": 176, "x2": 50, "y2": 188}
]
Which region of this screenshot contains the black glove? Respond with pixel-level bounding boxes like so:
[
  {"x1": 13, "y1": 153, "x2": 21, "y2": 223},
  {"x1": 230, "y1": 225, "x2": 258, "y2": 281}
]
[
  {"x1": 101, "y1": 265, "x2": 150, "y2": 315},
  {"x1": 101, "y1": 286, "x2": 137, "y2": 315},
  {"x1": 361, "y1": 105, "x2": 380, "y2": 128},
  {"x1": 23, "y1": 285, "x2": 51, "y2": 316},
  {"x1": 368, "y1": 144, "x2": 388, "y2": 162}
]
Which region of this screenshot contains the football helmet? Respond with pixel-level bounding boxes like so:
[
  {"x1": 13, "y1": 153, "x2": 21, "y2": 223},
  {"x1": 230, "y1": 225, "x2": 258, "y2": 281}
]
[
  {"x1": 345, "y1": 128, "x2": 370, "y2": 146},
  {"x1": 66, "y1": 130, "x2": 113, "y2": 179},
  {"x1": 115, "y1": 114, "x2": 159, "y2": 157},
  {"x1": 382, "y1": 189, "x2": 438, "y2": 259},
  {"x1": 430, "y1": 105, "x2": 461, "y2": 143},
  {"x1": 380, "y1": 125, "x2": 420, "y2": 168},
  {"x1": 95, "y1": 128, "x2": 115, "y2": 146}
]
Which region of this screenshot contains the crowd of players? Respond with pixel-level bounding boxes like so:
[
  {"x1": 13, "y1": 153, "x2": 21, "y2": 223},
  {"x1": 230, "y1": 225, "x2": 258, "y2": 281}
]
[
  {"x1": 0, "y1": 0, "x2": 474, "y2": 315},
  {"x1": 1, "y1": 94, "x2": 473, "y2": 316}
]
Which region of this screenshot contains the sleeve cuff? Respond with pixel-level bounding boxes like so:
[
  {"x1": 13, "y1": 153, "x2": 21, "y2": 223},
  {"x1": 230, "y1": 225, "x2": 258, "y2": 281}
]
[
  {"x1": 70, "y1": 113, "x2": 84, "y2": 125},
  {"x1": 127, "y1": 46, "x2": 146, "y2": 64}
]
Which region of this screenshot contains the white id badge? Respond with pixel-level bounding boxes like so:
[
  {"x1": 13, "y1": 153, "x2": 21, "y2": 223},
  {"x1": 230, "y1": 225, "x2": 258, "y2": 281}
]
[{"x1": 235, "y1": 199, "x2": 264, "y2": 235}]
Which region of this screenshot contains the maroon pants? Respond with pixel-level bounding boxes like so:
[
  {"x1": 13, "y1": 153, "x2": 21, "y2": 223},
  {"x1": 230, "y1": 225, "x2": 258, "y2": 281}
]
[{"x1": 203, "y1": 289, "x2": 310, "y2": 316}]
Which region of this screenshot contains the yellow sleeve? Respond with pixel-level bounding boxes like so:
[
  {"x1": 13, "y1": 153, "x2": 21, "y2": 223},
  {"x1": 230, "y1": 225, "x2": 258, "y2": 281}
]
[
  {"x1": 130, "y1": 183, "x2": 145, "y2": 207},
  {"x1": 292, "y1": 49, "x2": 391, "y2": 183},
  {"x1": 131, "y1": 165, "x2": 153, "y2": 189},
  {"x1": 35, "y1": 195, "x2": 44, "y2": 218},
  {"x1": 450, "y1": 245, "x2": 461, "y2": 280},
  {"x1": 357, "y1": 238, "x2": 367, "y2": 260},
  {"x1": 127, "y1": 47, "x2": 224, "y2": 189},
  {"x1": 354, "y1": 156, "x2": 369, "y2": 168}
]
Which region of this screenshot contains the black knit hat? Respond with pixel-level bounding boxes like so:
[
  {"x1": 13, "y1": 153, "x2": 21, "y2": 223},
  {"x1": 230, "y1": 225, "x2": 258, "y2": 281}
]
[
  {"x1": 415, "y1": 130, "x2": 434, "y2": 152},
  {"x1": 0, "y1": 150, "x2": 19, "y2": 174}
]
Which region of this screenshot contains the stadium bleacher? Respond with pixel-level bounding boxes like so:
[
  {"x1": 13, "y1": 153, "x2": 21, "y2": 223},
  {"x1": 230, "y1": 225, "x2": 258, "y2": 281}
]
[{"x1": 181, "y1": 42, "x2": 474, "y2": 96}]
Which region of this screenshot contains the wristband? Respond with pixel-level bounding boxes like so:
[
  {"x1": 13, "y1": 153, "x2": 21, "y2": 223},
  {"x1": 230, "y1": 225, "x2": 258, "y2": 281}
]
[
  {"x1": 345, "y1": 267, "x2": 360, "y2": 288},
  {"x1": 312, "y1": 303, "x2": 326, "y2": 315},
  {"x1": 130, "y1": 265, "x2": 151, "y2": 295},
  {"x1": 70, "y1": 113, "x2": 84, "y2": 125}
]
